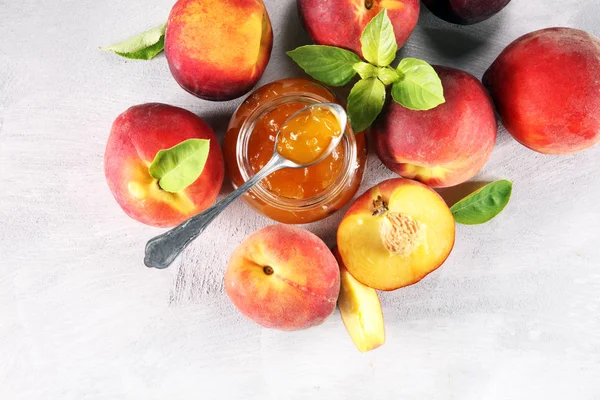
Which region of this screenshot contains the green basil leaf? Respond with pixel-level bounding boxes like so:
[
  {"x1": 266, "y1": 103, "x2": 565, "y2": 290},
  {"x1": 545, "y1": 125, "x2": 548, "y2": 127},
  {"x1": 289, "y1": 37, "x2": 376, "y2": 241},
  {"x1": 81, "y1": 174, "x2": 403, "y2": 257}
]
[
  {"x1": 149, "y1": 139, "x2": 211, "y2": 193},
  {"x1": 360, "y1": 9, "x2": 397, "y2": 67},
  {"x1": 450, "y1": 180, "x2": 513, "y2": 225},
  {"x1": 353, "y1": 62, "x2": 378, "y2": 80},
  {"x1": 377, "y1": 67, "x2": 400, "y2": 85},
  {"x1": 101, "y1": 23, "x2": 166, "y2": 60},
  {"x1": 287, "y1": 45, "x2": 361, "y2": 86},
  {"x1": 347, "y1": 78, "x2": 386, "y2": 133},
  {"x1": 392, "y1": 58, "x2": 445, "y2": 110}
]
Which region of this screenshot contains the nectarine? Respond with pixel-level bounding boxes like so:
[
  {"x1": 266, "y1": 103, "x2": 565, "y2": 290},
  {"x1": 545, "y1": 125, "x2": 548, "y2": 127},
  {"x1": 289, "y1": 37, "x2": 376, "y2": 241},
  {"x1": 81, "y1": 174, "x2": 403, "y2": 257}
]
[
  {"x1": 225, "y1": 225, "x2": 340, "y2": 331},
  {"x1": 334, "y1": 248, "x2": 385, "y2": 352},
  {"x1": 373, "y1": 66, "x2": 497, "y2": 188},
  {"x1": 422, "y1": 0, "x2": 511, "y2": 25},
  {"x1": 104, "y1": 103, "x2": 224, "y2": 227},
  {"x1": 483, "y1": 27, "x2": 600, "y2": 154},
  {"x1": 337, "y1": 179, "x2": 455, "y2": 291},
  {"x1": 297, "y1": 0, "x2": 419, "y2": 57},
  {"x1": 165, "y1": 0, "x2": 273, "y2": 101}
]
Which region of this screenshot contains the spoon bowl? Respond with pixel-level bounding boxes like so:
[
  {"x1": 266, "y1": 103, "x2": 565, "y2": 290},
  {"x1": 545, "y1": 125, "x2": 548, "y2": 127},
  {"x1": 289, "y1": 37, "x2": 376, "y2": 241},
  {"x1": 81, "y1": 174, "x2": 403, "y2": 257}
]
[
  {"x1": 144, "y1": 102, "x2": 348, "y2": 269},
  {"x1": 272, "y1": 102, "x2": 347, "y2": 168}
]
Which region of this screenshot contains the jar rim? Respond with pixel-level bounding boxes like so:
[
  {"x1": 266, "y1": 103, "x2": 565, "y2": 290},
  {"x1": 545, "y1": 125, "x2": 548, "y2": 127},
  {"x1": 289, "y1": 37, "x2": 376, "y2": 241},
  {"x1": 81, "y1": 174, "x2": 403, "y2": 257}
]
[{"x1": 235, "y1": 90, "x2": 358, "y2": 211}]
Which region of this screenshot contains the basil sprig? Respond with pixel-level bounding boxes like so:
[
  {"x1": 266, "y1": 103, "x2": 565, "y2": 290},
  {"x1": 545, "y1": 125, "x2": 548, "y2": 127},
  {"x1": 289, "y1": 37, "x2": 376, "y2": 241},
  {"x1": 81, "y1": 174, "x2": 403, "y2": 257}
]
[{"x1": 287, "y1": 9, "x2": 445, "y2": 132}]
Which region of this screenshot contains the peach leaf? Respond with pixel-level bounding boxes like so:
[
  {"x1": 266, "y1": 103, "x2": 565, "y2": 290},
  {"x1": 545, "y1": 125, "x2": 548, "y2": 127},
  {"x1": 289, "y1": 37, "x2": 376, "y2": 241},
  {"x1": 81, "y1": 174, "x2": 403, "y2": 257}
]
[
  {"x1": 360, "y1": 9, "x2": 397, "y2": 67},
  {"x1": 286, "y1": 45, "x2": 361, "y2": 86},
  {"x1": 450, "y1": 180, "x2": 513, "y2": 224},
  {"x1": 392, "y1": 58, "x2": 445, "y2": 110},
  {"x1": 101, "y1": 23, "x2": 166, "y2": 60},
  {"x1": 347, "y1": 77, "x2": 386, "y2": 133},
  {"x1": 149, "y1": 138, "x2": 211, "y2": 193}
]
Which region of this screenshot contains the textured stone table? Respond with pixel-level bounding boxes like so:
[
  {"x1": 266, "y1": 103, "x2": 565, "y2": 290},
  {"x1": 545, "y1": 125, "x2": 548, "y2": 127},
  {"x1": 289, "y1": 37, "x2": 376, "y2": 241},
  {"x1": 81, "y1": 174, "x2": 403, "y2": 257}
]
[{"x1": 1, "y1": 0, "x2": 599, "y2": 398}]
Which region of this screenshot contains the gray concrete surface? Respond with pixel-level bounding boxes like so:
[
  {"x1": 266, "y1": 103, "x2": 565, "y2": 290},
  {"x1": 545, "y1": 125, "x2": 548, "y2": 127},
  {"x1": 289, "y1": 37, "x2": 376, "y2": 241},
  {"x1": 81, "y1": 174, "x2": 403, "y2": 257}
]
[{"x1": 1, "y1": 0, "x2": 599, "y2": 398}]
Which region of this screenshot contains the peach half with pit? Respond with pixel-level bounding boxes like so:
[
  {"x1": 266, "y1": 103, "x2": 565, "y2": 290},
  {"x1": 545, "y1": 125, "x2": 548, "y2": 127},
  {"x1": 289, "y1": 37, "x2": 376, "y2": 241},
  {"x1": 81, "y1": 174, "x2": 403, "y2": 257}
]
[
  {"x1": 104, "y1": 103, "x2": 224, "y2": 227},
  {"x1": 337, "y1": 178, "x2": 455, "y2": 291},
  {"x1": 225, "y1": 225, "x2": 340, "y2": 331},
  {"x1": 165, "y1": 0, "x2": 273, "y2": 101}
]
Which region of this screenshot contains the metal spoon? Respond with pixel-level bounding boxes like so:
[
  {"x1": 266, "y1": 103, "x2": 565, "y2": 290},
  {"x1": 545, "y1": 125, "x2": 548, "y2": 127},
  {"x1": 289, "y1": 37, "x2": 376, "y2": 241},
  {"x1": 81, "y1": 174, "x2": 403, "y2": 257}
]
[{"x1": 144, "y1": 102, "x2": 348, "y2": 269}]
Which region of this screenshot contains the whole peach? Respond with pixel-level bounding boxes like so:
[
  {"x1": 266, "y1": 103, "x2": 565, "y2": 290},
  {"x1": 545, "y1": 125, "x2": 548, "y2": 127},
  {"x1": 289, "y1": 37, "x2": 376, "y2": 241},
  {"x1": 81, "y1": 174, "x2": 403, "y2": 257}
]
[
  {"x1": 297, "y1": 0, "x2": 419, "y2": 57},
  {"x1": 104, "y1": 103, "x2": 224, "y2": 227},
  {"x1": 165, "y1": 0, "x2": 273, "y2": 101},
  {"x1": 373, "y1": 66, "x2": 497, "y2": 188},
  {"x1": 483, "y1": 28, "x2": 600, "y2": 154},
  {"x1": 337, "y1": 178, "x2": 455, "y2": 291},
  {"x1": 225, "y1": 225, "x2": 340, "y2": 331}
]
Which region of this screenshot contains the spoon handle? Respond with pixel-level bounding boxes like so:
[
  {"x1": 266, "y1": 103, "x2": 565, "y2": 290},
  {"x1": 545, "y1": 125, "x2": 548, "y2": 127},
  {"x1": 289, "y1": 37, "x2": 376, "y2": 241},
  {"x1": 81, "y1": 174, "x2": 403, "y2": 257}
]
[{"x1": 144, "y1": 156, "x2": 289, "y2": 269}]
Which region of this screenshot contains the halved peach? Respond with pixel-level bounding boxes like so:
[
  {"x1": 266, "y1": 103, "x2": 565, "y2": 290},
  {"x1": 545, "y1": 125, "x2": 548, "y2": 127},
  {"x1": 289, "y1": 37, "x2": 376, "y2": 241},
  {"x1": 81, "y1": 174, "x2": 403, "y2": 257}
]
[
  {"x1": 334, "y1": 248, "x2": 385, "y2": 353},
  {"x1": 337, "y1": 178, "x2": 455, "y2": 291}
]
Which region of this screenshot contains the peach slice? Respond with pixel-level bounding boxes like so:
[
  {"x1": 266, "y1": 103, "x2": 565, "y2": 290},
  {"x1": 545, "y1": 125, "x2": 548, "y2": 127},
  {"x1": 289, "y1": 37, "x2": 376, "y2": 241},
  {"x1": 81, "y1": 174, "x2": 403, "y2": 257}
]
[
  {"x1": 334, "y1": 248, "x2": 385, "y2": 353},
  {"x1": 337, "y1": 178, "x2": 455, "y2": 290}
]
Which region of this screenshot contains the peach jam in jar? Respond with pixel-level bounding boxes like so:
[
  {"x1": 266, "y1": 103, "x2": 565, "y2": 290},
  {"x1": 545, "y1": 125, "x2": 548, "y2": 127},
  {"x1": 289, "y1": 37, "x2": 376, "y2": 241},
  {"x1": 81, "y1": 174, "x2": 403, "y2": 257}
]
[{"x1": 224, "y1": 78, "x2": 367, "y2": 224}]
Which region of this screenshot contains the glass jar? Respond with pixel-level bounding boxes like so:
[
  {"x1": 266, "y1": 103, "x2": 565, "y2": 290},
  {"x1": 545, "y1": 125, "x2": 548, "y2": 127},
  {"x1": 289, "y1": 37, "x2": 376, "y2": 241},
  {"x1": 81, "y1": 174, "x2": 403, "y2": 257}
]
[{"x1": 224, "y1": 78, "x2": 367, "y2": 224}]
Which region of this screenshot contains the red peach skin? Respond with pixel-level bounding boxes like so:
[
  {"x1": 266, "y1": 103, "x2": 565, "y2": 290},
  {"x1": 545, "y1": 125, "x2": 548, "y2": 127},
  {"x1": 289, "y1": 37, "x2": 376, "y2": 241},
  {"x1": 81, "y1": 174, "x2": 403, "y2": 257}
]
[
  {"x1": 225, "y1": 225, "x2": 340, "y2": 331},
  {"x1": 373, "y1": 66, "x2": 497, "y2": 188},
  {"x1": 297, "y1": 0, "x2": 419, "y2": 58},
  {"x1": 104, "y1": 103, "x2": 224, "y2": 227},
  {"x1": 165, "y1": 0, "x2": 273, "y2": 101},
  {"x1": 483, "y1": 27, "x2": 600, "y2": 154}
]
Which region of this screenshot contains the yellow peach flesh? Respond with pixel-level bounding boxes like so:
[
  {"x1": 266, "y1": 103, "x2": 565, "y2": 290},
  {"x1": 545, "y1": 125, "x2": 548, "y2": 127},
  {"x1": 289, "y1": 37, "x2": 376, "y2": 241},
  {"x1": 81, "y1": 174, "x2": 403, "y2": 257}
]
[
  {"x1": 338, "y1": 180, "x2": 455, "y2": 290},
  {"x1": 337, "y1": 253, "x2": 385, "y2": 353}
]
